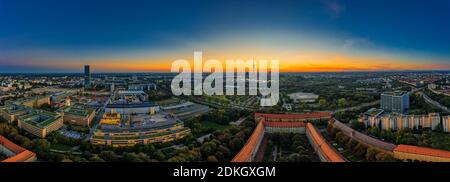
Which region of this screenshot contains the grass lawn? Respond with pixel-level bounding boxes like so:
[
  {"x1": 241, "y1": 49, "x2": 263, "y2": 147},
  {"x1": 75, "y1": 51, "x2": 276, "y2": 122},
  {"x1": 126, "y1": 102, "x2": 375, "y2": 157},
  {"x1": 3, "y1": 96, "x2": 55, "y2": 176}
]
[{"x1": 51, "y1": 144, "x2": 73, "y2": 151}]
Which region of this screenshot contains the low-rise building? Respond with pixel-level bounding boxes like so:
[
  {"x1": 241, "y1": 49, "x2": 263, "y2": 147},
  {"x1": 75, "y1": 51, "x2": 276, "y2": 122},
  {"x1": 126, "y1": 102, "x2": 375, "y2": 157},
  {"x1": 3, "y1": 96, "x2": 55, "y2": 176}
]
[
  {"x1": 58, "y1": 106, "x2": 95, "y2": 127},
  {"x1": 0, "y1": 104, "x2": 29, "y2": 124},
  {"x1": 17, "y1": 110, "x2": 63, "y2": 138},
  {"x1": 91, "y1": 113, "x2": 190, "y2": 147},
  {"x1": 394, "y1": 144, "x2": 450, "y2": 162},
  {"x1": 0, "y1": 135, "x2": 36, "y2": 162},
  {"x1": 21, "y1": 95, "x2": 51, "y2": 108},
  {"x1": 361, "y1": 109, "x2": 442, "y2": 131},
  {"x1": 100, "y1": 113, "x2": 121, "y2": 125}
]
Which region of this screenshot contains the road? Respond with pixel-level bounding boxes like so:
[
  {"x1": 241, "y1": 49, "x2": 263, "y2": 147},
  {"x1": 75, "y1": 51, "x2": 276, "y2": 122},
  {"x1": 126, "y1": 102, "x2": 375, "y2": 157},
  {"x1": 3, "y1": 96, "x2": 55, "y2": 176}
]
[
  {"x1": 420, "y1": 91, "x2": 450, "y2": 112},
  {"x1": 84, "y1": 95, "x2": 111, "y2": 141}
]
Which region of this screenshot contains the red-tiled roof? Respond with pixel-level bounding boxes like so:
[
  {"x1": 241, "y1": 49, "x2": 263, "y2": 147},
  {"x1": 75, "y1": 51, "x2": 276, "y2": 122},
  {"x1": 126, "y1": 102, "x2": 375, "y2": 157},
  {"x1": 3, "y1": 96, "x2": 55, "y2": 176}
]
[
  {"x1": 0, "y1": 135, "x2": 26, "y2": 153},
  {"x1": 0, "y1": 135, "x2": 36, "y2": 162},
  {"x1": 394, "y1": 144, "x2": 450, "y2": 159},
  {"x1": 2, "y1": 150, "x2": 36, "y2": 162},
  {"x1": 263, "y1": 121, "x2": 306, "y2": 128},
  {"x1": 306, "y1": 123, "x2": 346, "y2": 162},
  {"x1": 255, "y1": 112, "x2": 332, "y2": 120},
  {"x1": 231, "y1": 121, "x2": 265, "y2": 162}
]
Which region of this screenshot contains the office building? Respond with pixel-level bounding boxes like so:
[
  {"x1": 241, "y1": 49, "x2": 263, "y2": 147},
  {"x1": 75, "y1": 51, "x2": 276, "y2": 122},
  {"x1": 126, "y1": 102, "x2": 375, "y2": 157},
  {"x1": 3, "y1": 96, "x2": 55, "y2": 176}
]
[
  {"x1": 84, "y1": 65, "x2": 91, "y2": 88},
  {"x1": 58, "y1": 106, "x2": 95, "y2": 127},
  {"x1": 381, "y1": 91, "x2": 410, "y2": 113},
  {"x1": 91, "y1": 113, "x2": 190, "y2": 147},
  {"x1": 17, "y1": 110, "x2": 63, "y2": 138}
]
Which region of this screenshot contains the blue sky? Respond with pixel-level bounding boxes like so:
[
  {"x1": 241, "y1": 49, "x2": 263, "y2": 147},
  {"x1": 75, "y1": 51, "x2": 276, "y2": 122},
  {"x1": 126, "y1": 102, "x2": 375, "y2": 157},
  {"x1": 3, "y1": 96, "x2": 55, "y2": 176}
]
[{"x1": 0, "y1": 0, "x2": 449, "y2": 72}]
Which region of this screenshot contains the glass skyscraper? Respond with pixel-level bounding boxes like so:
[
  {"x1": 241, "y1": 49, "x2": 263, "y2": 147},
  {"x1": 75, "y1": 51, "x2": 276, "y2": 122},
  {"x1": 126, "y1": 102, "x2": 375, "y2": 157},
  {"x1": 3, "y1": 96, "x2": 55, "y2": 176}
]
[{"x1": 84, "y1": 65, "x2": 91, "y2": 88}]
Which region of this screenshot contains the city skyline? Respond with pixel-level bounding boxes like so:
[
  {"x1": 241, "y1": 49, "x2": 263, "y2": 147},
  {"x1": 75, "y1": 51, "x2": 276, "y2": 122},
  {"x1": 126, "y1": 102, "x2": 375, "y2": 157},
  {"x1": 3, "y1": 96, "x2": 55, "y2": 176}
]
[{"x1": 0, "y1": 0, "x2": 449, "y2": 72}]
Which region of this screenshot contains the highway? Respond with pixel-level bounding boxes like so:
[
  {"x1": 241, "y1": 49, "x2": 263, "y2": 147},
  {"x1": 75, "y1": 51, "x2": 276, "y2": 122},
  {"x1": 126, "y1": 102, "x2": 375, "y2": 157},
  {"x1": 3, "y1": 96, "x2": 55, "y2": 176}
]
[{"x1": 420, "y1": 91, "x2": 450, "y2": 112}]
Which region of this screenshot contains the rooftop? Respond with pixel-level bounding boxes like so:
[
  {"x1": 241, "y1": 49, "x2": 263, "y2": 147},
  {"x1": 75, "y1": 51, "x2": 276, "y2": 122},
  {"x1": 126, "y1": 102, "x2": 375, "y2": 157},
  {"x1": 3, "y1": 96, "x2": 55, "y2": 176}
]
[
  {"x1": 0, "y1": 104, "x2": 29, "y2": 115},
  {"x1": 394, "y1": 144, "x2": 450, "y2": 159},
  {"x1": 382, "y1": 91, "x2": 409, "y2": 96},
  {"x1": 19, "y1": 110, "x2": 61, "y2": 128},
  {"x1": 0, "y1": 135, "x2": 36, "y2": 162},
  {"x1": 255, "y1": 112, "x2": 332, "y2": 120},
  {"x1": 61, "y1": 106, "x2": 94, "y2": 117}
]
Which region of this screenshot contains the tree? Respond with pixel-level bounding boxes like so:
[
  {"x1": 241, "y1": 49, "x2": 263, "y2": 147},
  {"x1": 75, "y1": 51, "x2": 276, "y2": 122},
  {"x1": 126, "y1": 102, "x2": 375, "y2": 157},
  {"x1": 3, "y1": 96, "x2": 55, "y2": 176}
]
[
  {"x1": 123, "y1": 152, "x2": 140, "y2": 162},
  {"x1": 345, "y1": 139, "x2": 358, "y2": 151},
  {"x1": 207, "y1": 155, "x2": 219, "y2": 162},
  {"x1": 365, "y1": 147, "x2": 379, "y2": 161},
  {"x1": 201, "y1": 141, "x2": 217, "y2": 157},
  {"x1": 327, "y1": 124, "x2": 338, "y2": 138},
  {"x1": 153, "y1": 150, "x2": 166, "y2": 161},
  {"x1": 338, "y1": 98, "x2": 348, "y2": 108},
  {"x1": 351, "y1": 121, "x2": 365, "y2": 131},
  {"x1": 336, "y1": 131, "x2": 349, "y2": 144},
  {"x1": 217, "y1": 145, "x2": 231, "y2": 158},
  {"x1": 99, "y1": 151, "x2": 118, "y2": 162},
  {"x1": 353, "y1": 143, "x2": 367, "y2": 157},
  {"x1": 375, "y1": 153, "x2": 396, "y2": 162},
  {"x1": 319, "y1": 99, "x2": 327, "y2": 109},
  {"x1": 89, "y1": 156, "x2": 105, "y2": 162},
  {"x1": 368, "y1": 126, "x2": 381, "y2": 137}
]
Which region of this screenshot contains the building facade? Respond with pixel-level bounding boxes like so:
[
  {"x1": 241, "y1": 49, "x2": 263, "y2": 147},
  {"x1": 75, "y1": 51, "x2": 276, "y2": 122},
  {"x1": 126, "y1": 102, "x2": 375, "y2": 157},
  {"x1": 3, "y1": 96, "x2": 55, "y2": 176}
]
[
  {"x1": 60, "y1": 107, "x2": 95, "y2": 127},
  {"x1": 443, "y1": 116, "x2": 450, "y2": 133},
  {"x1": 17, "y1": 111, "x2": 63, "y2": 138},
  {"x1": 0, "y1": 135, "x2": 36, "y2": 162},
  {"x1": 362, "y1": 112, "x2": 442, "y2": 131},
  {"x1": 381, "y1": 92, "x2": 410, "y2": 113},
  {"x1": 91, "y1": 122, "x2": 190, "y2": 147},
  {"x1": 84, "y1": 65, "x2": 91, "y2": 88}
]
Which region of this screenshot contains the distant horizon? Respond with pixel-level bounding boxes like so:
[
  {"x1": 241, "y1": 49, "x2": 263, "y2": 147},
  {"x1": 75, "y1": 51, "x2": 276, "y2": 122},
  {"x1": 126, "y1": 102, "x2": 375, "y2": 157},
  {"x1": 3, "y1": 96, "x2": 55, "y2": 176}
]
[{"x1": 1, "y1": 69, "x2": 450, "y2": 75}]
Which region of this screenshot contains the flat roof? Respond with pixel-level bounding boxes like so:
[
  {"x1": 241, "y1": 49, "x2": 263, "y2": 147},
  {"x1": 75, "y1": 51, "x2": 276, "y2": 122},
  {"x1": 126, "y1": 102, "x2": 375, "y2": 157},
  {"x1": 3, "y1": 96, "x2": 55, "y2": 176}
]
[
  {"x1": 63, "y1": 107, "x2": 94, "y2": 117},
  {"x1": 0, "y1": 104, "x2": 29, "y2": 115},
  {"x1": 19, "y1": 110, "x2": 60, "y2": 128},
  {"x1": 382, "y1": 91, "x2": 408, "y2": 96},
  {"x1": 106, "y1": 102, "x2": 158, "y2": 108}
]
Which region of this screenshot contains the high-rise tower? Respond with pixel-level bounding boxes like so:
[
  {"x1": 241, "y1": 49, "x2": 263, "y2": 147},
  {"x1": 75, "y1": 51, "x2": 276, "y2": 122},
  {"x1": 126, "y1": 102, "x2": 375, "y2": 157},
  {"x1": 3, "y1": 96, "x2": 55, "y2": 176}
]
[{"x1": 84, "y1": 65, "x2": 91, "y2": 88}]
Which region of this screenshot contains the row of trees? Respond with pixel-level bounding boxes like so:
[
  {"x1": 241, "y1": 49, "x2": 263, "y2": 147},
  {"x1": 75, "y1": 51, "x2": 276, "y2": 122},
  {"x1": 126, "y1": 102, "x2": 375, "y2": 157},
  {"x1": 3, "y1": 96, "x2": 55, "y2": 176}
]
[
  {"x1": 367, "y1": 126, "x2": 450, "y2": 151},
  {"x1": 0, "y1": 123, "x2": 53, "y2": 160},
  {"x1": 327, "y1": 124, "x2": 396, "y2": 162},
  {"x1": 169, "y1": 119, "x2": 256, "y2": 162},
  {"x1": 264, "y1": 133, "x2": 317, "y2": 162},
  {"x1": 184, "y1": 108, "x2": 250, "y2": 136}
]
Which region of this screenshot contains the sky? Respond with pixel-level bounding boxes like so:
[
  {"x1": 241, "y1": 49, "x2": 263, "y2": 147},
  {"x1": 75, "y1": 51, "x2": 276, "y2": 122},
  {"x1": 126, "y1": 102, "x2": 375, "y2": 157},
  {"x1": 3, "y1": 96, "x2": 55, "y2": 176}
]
[{"x1": 0, "y1": 0, "x2": 449, "y2": 73}]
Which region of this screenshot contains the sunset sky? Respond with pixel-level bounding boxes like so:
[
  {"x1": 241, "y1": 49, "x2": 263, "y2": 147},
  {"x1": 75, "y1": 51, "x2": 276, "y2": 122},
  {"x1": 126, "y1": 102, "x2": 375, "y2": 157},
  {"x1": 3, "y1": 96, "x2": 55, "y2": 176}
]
[{"x1": 0, "y1": 0, "x2": 449, "y2": 72}]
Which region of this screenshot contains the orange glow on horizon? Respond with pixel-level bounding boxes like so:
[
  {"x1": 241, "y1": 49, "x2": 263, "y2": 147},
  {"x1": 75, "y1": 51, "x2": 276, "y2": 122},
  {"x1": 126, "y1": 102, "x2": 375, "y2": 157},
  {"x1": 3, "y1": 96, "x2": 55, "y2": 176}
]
[{"x1": 17, "y1": 52, "x2": 450, "y2": 72}]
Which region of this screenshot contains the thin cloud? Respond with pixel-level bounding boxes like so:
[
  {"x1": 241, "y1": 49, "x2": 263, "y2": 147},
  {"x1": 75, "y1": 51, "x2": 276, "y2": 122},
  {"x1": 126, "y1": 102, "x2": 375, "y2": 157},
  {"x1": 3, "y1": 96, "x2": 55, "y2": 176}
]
[
  {"x1": 343, "y1": 38, "x2": 374, "y2": 49},
  {"x1": 323, "y1": 0, "x2": 345, "y2": 18}
]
